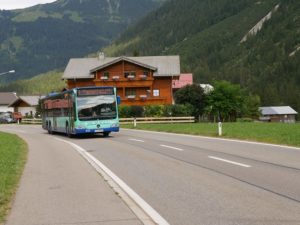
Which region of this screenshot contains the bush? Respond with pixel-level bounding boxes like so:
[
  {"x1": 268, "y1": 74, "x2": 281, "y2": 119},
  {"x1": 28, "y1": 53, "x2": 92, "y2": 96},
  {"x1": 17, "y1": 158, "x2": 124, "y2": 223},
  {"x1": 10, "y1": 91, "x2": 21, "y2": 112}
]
[
  {"x1": 119, "y1": 105, "x2": 132, "y2": 118},
  {"x1": 144, "y1": 105, "x2": 164, "y2": 117},
  {"x1": 163, "y1": 104, "x2": 193, "y2": 117},
  {"x1": 119, "y1": 105, "x2": 144, "y2": 118},
  {"x1": 236, "y1": 117, "x2": 254, "y2": 122},
  {"x1": 131, "y1": 106, "x2": 144, "y2": 117},
  {"x1": 119, "y1": 104, "x2": 194, "y2": 118}
]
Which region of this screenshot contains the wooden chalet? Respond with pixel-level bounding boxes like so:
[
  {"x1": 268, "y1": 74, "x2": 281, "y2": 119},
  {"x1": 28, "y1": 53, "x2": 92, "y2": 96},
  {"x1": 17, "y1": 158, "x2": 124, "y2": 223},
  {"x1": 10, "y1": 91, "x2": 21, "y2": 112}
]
[{"x1": 63, "y1": 54, "x2": 180, "y2": 105}]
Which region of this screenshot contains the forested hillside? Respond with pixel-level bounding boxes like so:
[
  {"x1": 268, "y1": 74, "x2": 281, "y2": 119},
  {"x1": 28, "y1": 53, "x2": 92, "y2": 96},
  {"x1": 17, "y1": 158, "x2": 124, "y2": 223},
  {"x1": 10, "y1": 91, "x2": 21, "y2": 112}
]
[
  {"x1": 0, "y1": 70, "x2": 65, "y2": 95},
  {"x1": 105, "y1": 0, "x2": 300, "y2": 113},
  {"x1": 0, "y1": 0, "x2": 164, "y2": 82}
]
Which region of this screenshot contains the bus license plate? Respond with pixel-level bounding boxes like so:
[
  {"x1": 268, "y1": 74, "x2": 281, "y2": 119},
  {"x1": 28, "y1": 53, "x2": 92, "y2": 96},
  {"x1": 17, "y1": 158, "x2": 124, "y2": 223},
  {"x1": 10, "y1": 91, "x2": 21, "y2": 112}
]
[{"x1": 95, "y1": 129, "x2": 103, "y2": 133}]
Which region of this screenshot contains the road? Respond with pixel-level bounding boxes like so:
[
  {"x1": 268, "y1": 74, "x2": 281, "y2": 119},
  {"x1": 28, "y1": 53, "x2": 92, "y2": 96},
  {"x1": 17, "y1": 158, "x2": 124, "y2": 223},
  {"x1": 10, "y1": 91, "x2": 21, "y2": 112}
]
[{"x1": 1, "y1": 125, "x2": 300, "y2": 225}]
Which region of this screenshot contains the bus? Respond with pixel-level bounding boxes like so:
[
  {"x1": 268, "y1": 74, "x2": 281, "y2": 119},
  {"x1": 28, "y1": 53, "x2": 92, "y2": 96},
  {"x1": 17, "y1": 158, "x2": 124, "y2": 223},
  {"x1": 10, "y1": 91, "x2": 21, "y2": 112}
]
[{"x1": 41, "y1": 86, "x2": 120, "y2": 137}]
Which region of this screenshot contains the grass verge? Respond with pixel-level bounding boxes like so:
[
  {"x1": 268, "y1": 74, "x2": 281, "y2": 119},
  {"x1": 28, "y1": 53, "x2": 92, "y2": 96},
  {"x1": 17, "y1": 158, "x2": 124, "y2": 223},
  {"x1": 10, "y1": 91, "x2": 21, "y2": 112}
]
[
  {"x1": 0, "y1": 132, "x2": 27, "y2": 224},
  {"x1": 121, "y1": 122, "x2": 300, "y2": 147}
]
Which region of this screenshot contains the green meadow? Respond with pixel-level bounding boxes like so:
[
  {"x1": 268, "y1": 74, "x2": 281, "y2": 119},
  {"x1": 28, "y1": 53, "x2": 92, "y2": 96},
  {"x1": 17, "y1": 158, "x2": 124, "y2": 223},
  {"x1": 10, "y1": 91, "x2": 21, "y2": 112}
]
[
  {"x1": 122, "y1": 122, "x2": 300, "y2": 147},
  {"x1": 0, "y1": 132, "x2": 27, "y2": 223}
]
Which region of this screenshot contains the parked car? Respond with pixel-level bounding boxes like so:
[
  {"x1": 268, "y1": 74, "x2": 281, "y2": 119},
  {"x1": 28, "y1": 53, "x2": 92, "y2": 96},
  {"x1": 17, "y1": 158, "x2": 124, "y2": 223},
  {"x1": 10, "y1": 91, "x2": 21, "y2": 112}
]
[{"x1": 0, "y1": 112, "x2": 15, "y2": 123}]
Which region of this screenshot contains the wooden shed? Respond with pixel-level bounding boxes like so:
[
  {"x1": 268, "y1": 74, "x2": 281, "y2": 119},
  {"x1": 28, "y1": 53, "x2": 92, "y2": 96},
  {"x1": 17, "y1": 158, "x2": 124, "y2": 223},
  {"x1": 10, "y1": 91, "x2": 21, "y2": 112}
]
[{"x1": 259, "y1": 106, "x2": 298, "y2": 123}]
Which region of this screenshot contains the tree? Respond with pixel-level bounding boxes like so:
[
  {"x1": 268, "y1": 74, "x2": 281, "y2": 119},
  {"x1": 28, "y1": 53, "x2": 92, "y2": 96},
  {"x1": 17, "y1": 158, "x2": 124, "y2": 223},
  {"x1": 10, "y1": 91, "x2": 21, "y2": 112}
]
[
  {"x1": 174, "y1": 84, "x2": 206, "y2": 119},
  {"x1": 206, "y1": 80, "x2": 244, "y2": 122},
  {"x1": 241, "y1": 94, "x2": 261, "y2": 118}
]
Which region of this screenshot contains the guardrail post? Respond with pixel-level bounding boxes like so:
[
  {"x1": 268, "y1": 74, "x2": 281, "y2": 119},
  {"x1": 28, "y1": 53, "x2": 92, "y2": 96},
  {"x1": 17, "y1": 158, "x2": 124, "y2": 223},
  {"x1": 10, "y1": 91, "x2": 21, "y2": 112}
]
[
  {"x1": 133, "y1": 117, "x2": 137, "y2": 127},
  {"x1": 218, "y1": 122, "x2": 222, "y2": 136}
]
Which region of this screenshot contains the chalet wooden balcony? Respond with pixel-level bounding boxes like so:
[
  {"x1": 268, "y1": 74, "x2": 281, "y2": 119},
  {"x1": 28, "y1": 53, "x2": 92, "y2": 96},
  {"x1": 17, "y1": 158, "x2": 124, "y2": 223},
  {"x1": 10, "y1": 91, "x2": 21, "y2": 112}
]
[
  {"x1": 94, "y1": 77, "x2": 154, "y2": 87},
  {"x1": 121, "y1": 96, "x2": 168, "y2": 106}
]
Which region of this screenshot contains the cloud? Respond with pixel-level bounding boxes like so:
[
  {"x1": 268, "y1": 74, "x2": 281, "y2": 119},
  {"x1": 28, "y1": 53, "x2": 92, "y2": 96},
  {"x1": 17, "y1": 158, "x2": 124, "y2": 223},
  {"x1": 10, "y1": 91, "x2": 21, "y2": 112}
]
[{"x1": 0, "y1": 0, "x2": 57, "y2": 10}]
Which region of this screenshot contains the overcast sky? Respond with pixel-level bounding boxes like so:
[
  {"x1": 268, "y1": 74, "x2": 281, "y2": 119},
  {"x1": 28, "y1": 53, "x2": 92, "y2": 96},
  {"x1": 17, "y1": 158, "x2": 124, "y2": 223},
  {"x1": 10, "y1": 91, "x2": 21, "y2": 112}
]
[{"x1": 0, "y1": 0, "x2": 57, "y2": 10}]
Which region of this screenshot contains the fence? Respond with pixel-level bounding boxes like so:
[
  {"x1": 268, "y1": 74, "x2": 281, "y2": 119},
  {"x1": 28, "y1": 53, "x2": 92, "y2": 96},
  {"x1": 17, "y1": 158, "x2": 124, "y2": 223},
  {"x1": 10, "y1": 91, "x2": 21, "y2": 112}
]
[
  {"x1": 21, "y1": 118, "x2": 42, "y2": 124},
  {"x1": 120, "y1": 117, "x2": 195, "y2": 124},
  {"x1": 20, "y1": 117, "x2": 195, "y2": 125}
]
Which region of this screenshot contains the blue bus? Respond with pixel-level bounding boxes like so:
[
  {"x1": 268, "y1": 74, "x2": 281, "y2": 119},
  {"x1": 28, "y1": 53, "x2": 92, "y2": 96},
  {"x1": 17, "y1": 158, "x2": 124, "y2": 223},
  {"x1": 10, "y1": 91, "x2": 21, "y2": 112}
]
[{"x1": 42, "y1": 86, "x2": 120, "y2": 137}]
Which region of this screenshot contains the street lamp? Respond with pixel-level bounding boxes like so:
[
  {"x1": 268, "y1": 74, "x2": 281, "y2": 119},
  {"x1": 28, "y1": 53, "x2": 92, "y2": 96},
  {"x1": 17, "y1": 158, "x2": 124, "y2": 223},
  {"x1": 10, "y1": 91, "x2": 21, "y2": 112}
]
[{"x1": 0, "y1": 70, "x2": 15, "y2": 76}]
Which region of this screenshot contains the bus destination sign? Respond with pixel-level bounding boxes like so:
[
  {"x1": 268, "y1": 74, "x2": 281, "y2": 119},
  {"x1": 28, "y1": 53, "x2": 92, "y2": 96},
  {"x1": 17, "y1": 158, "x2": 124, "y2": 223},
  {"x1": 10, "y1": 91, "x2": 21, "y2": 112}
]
[{"x1": 77, "y1": 88, "x2": 114, "y2": 96}]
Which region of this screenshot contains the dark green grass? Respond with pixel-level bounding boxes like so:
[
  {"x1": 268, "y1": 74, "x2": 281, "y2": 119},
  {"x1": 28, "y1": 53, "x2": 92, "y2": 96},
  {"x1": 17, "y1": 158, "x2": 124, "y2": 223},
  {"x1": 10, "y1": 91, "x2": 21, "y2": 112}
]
[
  {"x1": 0, "y1": 132, "x2": 27, "y2": 224},
  {"x1": 122, "y1": 122, "x2": 300, "y2": 147}
]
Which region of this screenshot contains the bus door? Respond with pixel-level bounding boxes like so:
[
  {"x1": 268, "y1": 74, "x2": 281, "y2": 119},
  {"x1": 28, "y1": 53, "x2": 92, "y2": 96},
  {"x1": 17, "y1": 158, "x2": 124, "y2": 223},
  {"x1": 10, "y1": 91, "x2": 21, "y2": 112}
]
[{"x1": 68, "y1": 93, "x2": 75, "y2": 133}]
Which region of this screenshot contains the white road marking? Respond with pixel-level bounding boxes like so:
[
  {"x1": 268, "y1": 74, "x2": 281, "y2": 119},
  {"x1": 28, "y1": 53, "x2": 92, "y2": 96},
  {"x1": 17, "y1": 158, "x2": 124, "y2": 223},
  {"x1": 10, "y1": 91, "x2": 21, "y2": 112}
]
[
  {"x1": 123, "y1": 128, "x2": 300, "y2": 151},
  {"x1": 55, "y1": 137, "x2": 169, "y2": 225},
  {"x1": 129, "y1": 138, "x2": 145, "y2": 143},
  {"x1": 208, "y1": 156, "x2": 251, "y2": 168},
  {"x1": 160, "y1": 144, "x2": 183, "y2": 151}
]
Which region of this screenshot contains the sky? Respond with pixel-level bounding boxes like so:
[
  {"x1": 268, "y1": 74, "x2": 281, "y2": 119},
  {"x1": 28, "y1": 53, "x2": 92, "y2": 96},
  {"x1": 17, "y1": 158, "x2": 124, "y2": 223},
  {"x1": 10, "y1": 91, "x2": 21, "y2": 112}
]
[{"x1": 0, "y1": 0, "x2": 57, "y2": 10}]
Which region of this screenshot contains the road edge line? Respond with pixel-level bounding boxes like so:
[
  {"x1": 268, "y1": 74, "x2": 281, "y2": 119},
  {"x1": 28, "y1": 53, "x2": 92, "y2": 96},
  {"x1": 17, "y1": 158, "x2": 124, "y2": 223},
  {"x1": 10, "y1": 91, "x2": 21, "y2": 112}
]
[{"x1": 55, "y1": 137, "x2": 170, "y2": 225}]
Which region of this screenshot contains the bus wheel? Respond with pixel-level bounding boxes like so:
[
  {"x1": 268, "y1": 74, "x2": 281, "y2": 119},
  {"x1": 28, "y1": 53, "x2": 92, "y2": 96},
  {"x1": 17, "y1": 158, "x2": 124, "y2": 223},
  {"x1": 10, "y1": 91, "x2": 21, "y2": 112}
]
[
  {"x1": 103, "y1": 132, "x2": 110, "y2": 137},
  {"x1": 48, "y1": 123, "x2": 53, "y2": 134},
  {"x1": 66, "y1": 124, "x2": 72, "y2": 138}
]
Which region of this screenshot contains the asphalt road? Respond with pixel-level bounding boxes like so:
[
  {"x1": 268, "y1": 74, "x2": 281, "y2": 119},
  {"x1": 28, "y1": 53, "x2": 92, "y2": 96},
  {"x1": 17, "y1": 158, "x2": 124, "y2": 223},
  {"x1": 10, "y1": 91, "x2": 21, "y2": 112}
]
[{"x1": 1, "y1": 125, "x2": 300, "y2": 225}]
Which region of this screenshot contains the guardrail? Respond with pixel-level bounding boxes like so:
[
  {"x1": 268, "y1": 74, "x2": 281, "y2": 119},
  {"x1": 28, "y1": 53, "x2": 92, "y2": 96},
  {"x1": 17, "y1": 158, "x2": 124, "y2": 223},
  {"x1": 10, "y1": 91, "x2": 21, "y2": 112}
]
[
  {"x1": 20, "y1": 117, "x2": 195, "y2": 125},
  {"x1": 21, "y1": 118, "x2": 42, "y2": 124},
  {"x1": 120, "y1": 117, "x2": 195, "y2": 124}
]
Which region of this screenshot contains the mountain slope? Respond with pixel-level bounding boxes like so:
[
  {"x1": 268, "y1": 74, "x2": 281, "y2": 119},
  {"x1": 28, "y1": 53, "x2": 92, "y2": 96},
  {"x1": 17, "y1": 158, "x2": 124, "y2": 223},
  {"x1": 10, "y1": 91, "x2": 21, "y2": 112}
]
[
  {"x1": 104, "y1": 0, "x2": 300, "y2": 113},
  {"x1": 0, "y1": 0, "x2": 165, "y2": 82},
  {"x1": 0, "y1": 70, "x2": 65, "y2": 95}
]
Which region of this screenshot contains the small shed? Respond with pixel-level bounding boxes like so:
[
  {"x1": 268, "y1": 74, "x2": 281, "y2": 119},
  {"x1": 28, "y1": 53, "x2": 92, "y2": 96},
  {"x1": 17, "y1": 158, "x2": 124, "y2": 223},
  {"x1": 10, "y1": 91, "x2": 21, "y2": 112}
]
[
  {"x1": 259, "y1": 106, "x2": 298, "y2": 123},
  {"x1": 9, "y1": 96, "x2": 42, "y2": 117}
]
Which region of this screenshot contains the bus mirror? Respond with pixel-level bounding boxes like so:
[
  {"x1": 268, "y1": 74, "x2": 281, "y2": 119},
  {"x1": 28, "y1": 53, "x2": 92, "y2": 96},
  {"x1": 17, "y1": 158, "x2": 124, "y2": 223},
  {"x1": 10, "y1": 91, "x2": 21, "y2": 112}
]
[{"x1": 117, "y1": 96, "x2": 121, "y2": 105}]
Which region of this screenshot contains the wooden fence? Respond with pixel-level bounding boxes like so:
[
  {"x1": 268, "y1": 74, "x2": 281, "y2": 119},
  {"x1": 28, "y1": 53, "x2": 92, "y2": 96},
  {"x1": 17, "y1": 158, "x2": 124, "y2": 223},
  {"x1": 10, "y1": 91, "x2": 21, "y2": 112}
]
[
  {"x1": 120, "y1": 117, "x2": 195, "y2": 124},
  {"x1": 21, "y1": 118, "x2": 42, "y2": 124},
  {"x1": 20, "y1": 117, "x2": 195, "y2": 125}
]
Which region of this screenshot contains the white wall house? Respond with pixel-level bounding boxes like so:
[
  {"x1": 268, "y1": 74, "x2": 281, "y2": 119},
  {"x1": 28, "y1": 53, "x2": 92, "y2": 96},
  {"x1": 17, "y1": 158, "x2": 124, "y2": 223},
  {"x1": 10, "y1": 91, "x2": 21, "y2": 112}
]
[
  {"x1": 0, "y1": 92, "x2": 18, "y2": 112},
  {"x1": 9, "y1": 96, "x2": 42, "y2": 117}
]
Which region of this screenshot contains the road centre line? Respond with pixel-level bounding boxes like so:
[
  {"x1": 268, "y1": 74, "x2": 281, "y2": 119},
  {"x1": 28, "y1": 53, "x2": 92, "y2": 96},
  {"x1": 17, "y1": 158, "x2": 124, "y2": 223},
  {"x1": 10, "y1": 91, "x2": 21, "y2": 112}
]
[
  {"x1": 129, "y1": 138, "x2": 145, "y2": 142},
  {"x1": 54, "y1": 137, "x2": 169, "y2": 225},
  {"x1": 160, "y1": 144, "x2": 183, "y2": 151},
  {"x1": 208, "y1": 156, "x2": 252, "y2": 168},
  {"x1": 123, "y1": 128, "x2": 300, "y2": 151}
]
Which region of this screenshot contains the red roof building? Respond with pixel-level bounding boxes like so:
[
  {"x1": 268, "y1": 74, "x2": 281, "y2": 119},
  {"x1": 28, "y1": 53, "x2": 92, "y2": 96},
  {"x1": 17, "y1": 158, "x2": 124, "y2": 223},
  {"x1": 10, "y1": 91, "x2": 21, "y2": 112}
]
[{"x1": 172, "y1": 73, "x2": 193, "y2": 90}]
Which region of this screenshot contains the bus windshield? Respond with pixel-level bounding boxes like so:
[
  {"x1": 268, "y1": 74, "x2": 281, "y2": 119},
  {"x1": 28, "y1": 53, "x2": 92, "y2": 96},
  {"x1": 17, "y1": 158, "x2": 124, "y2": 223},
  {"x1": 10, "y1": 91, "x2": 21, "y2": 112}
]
[{"x1": 77, "y1": 95, "x2": 117, "y2": 121}]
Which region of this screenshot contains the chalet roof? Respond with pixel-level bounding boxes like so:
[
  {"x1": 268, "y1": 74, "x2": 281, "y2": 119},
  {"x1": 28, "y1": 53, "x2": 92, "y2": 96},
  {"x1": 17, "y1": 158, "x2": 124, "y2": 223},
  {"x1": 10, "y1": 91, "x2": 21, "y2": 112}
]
[
  {"x1": 259, "y1": 106, "x2": 298, "y2": 115},
  {"x1": 90, "y1": 56, "x2": 157, "y2": 73},
  {"x1": 62, "y1": 55, "x2": 181, "y2": 79},
  {"x1": 172, "y1": 73, "x2": 193, "y2": 89},
  {"x1": 0, "y1": 92, "x2": 18, "y2": 105},
  {"x1": 9, "y1": 96, "x2": 42, "y2": 107}
]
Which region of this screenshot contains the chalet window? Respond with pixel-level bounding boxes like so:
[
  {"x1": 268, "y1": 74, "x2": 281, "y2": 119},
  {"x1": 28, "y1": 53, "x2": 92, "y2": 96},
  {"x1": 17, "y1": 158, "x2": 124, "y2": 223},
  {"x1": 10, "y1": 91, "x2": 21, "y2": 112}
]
[
  {"x1": 103, "y1": 71, "x2": 109, "y2": 78},
  {"x1": 125, "y1": 88, "x2": 136, "y2": 97},
  {"x1": 153, "y1": 89, "x2": 160, "y2": 97},
  {"x1": 124, "y1": 71, "x2": 136, "y2": 79},
  {"x1": 143, "y1": 71, "x2": 149, "y2": 76}
]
